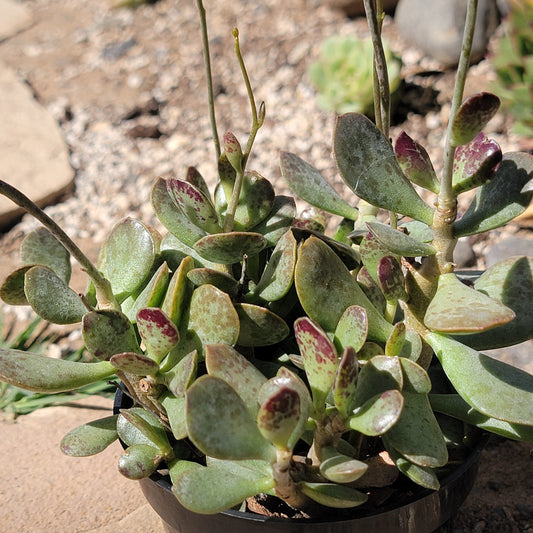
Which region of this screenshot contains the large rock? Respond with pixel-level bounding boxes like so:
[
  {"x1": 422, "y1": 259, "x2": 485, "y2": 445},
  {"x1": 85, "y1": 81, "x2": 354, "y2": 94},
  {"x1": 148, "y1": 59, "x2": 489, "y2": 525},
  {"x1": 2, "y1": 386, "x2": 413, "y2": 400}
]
[
  {"x1": 0, "y1": 0, "x2": 33, "y2": 42},
  {"x1": 395, "y1": 0, "x2": 500, "y2": 66},
  {"x1": 0, "y1": 65, "x2": 74, "y2": 229}
]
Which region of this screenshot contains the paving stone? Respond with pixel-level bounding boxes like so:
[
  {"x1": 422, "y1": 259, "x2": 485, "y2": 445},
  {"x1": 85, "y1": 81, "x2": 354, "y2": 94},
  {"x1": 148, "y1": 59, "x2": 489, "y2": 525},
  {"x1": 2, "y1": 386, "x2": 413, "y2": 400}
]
[{"x1": 0, "y1": 0, "x2": 33, "y2": 42}]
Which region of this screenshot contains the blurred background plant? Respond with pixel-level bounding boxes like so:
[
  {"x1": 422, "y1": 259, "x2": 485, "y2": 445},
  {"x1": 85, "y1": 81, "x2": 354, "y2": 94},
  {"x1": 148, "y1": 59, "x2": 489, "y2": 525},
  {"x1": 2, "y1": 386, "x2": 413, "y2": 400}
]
[
  {"x1": 307, "y1": 34, "x2": 402, "y2": 115},
  {"x1": 490, "y1": 0, "x2": 533, "y2": 136}
]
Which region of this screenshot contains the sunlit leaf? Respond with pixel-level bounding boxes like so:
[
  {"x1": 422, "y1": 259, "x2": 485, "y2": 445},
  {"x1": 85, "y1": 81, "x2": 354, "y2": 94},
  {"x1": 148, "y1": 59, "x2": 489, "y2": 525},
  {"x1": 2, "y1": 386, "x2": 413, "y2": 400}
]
[{"x1": 60, "y1": 415, "x2": 118, "y2": 457}]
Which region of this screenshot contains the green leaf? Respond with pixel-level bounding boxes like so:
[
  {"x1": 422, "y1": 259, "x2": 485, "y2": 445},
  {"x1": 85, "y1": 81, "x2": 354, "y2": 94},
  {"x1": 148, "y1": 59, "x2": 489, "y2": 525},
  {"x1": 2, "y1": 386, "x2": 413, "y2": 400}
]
[
  {"x1": 185, "y1": 375, "x2": 276, "y2": 462},
  {"x1": 60, "y1": 415, "x2": 118, "y2": 456},
  {"x1": 109, "y1": 351, "x2": 159, "y2": 375},
  {"x1": 400, "y1": 358, "x2": 431, "y2": 394},
  {"x1": 319, "y1": 448, "x2": 368, "y2": 484},
  {"x1": 377, "y1": 256, "x2": 407, "y2": 303},
  {"x1": 251, "y1": 195, "x2": 296, "y2": 246},
  {"x1": 334, "y1": 305, "x2": 368, "y2": 354},
  {"x1": 193, "y1": 232, "x2": 267, "y2": 264},
  {"x1": 387, "y1": 446, "x2": 440, "y2": 490},
  {"x1": 235, "y1": 303, "x2": 289, "y2": 347},
  {"x1": 117, "y1": 407, "x2": 171, "y2": 454},
  {"x1": 348, "y1": 390, "x2": 404, "y2": 436},
  {"x1": 334, "y1": 113, "x2": 434, "y2": 225},
  {"x1": 118, "y1": 444, "x2": 161, "y2": 479},
  {"x1": 187, "y1": 268, "x2": 239, "y2": 296},
  {"x1": 136, "y1": 308, "x2": 179, "y2": 362},
  {"x1": 385, "y1": 322, "x2": 406, "y2": 357},
  {"x1": 159, "y1": 350, "x2": 197, "y2": 397},
  {"x1": 0, "y1": 266, "x2": 33, "y2": 305},
  {"x1": 454, "y1": 152, "x2": 533, "y2": 237},
  {"x1": 161, "y1": 256, "x2": 195, "y2": 326},
  {"x1": 280, "y1": 151, "x2": 359, "y2": 220},
  {"x1": 160, "y1": 392, "x2": 188, "y2": 440},
  {"x1": 367, "y1": 221, "x2": 436, "y2": 257},
  {"x1": 0, "y1": 348, "x2": 114, "y2": 393},
  {"x1": 24, "y1": 266, "x2": 86, "y2": 324},
  {"x1": 333, "y1": 347, "x2": 359, "y2": 418},
  {"x1": 20, "y1": 227, "x2": 71, "y2": 283},
  {"x1": 426, "y1": 332, "x2": 533, "y2": 426},
  {"x1": 424, "y1": 273, "x2": 515, "y2": 333},
  {"x1": 300, "y1": 482, "x2": 368, "y2": 508}
]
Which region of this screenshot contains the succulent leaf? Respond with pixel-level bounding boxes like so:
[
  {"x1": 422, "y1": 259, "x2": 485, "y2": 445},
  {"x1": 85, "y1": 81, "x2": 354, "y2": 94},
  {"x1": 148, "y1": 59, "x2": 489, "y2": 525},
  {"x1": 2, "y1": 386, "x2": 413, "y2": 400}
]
[
  {"x1": 0, "y1": 266, "x2": 33, "y2": 305},
  {"x1": 333, "y1": 347, "x2": 359, "y2": 419},
  {"x1": 250, "y1": 195, "x2": 296, "y2": 246},
  {"x1": 334, "y1": 305, "x2": 368, "y2": 355},
  {"x1": 60, "y1": 415, "x2": 119, "y2": 457},
  {"x1": 300, "y1": 482, "x2": 367, "y2": 508},
  {"x1": 161, "y1": 256, "x2": 195, "y2": 326},
  {"x1": 319, "y1": 449, "x2": 368, "y2": 483},
  {"x1": 400, "y1": 358, "x2": 431, "y2": 394},
  {"x1": 160, "y1": 392, "x2": 188, "y2": 440},
  {"x1": 187, "y1": 267, "x2": 239, "y2": 296},
  {"x1": 377, "y1": 255, "x2": 408, "y2": 303},
  {"x1": 356, "y1": 266, "x2": 386, "y2": 315},
  {"x1": 159, "y1": 350, "x2": 198, "y2": 397},
  {"x1": 235, "y1": 303, "x2": 289, "y2": 347},
  {"x1": 109, "y1": 351, "x2": 160, "y2": 375},
  {"x1": 193, "y1": 232, "x2": 267, "y2": 264},
  {"x1": 367, "y1": 221, "x2": 436, "y2": 257},
  {"x1": 136, "y1": 308, "x2": 180, "y2": 362},
  {"x1": 387, "y1": 446, "x2": 440, "y2": 490},
  {"x1": 117, "y1": 407, "x2": 172, "y2": 454},
  {"x1": 184, "y1": 166, "x2": 211, "y2": 199},
  {"x1": 385, "y1": 322, "x2": 406, "y2": 357},
  {"x1": 348, "y1": 390, "x2": 404, "y2": 436},
  {"x1": 118, "y1": 444, "x2": 161, "y2": 479}
]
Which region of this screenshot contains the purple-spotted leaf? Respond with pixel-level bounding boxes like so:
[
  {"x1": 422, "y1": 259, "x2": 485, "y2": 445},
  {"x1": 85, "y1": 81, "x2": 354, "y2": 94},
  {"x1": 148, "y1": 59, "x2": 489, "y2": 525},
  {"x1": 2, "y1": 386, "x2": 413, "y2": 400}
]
[
  {"x1": 292, "y1": 216, "x2": 325, "y2": 233},
  {"x1": 160, "y1": 393, "x2": 187, "y2": 440},
  {"x1": 137, "y1": 308, "x2": 179, "y2": 362},
  {"x1": 186, "y1": 375, "x2": 276, "y2": 462},
  {"x1": 251, "y1": 195, "x2": 296, "y2": 246},
  {"x1": 160, "y1": 232, "x2": 218, "y2": 271},
  {"x1": 223, "y1": 131, "x2": 244, "y2": 174},
  {"x1": 394, "y1": 131, "x2": 439, "y2": 193},
  {"x1": 387, "y1": 446, "x2": 440, "y2": 490},
  {"x1": 194, "y1": 232, "x2": 267, "y2": 264},
  {"x1": 367, "y1": 221, "x2": 436, "y2": 257},
  {"x1": 295, "y1": 236, "x2": 392, "y2": 341},
  {"x1": 385, "y1": 322, "x2": 406, "y2": 357},
  {"x1": 300, "y1": 482, "x2": 367, "y2": 508},
  {"x1": 82, "y1": 309, "x2": 141, "y2": 361},
  {"x1": 235, "y1": 303, "x2": 289, "y2": 347},
  {"x1": 0, "y1": 266, "x2": 33, "y2": 305},
  {"x1": 333, "y1": 347, "x2": 359, "y2": 418},
  {"x1": 161, "y1": 256, "x2": 194, "y2": 326},
  {"x1": 205, "y1": 344, "x2": 267, "y2": 415},
  {"x1": 424, "y1": 273, "x2": 515, "y2": 333},
  {"x1": 334, "y1": 113, "x2": 434, "y2": 225},
  {"x1": 187, "y1": 267, "x2": 239, "y2": 296},
  {"x1": 377, "y1": 255, "x2": 407, "y2": 302},
  {"x1": 185, "y1": 166, "x2": 210, "y2": 199},
  {"x1": 280, "y1": 151, "x2": 359, "y2": 220},
  {"x1": 167, "y1": 178, "x2": 221, "y2": 234},
  {"x1": 383, "y1": 391, "x2": 448, "y2": 468},
  {"x1": 294, "y1": 317, "x2": 338, "y2": 410},
  {"x1": 319, "y1": 448, "x2": 368, "y2": 483},
  {"x1": 60, "y1": 415, "x2": 118, "y2": 457},
  {"x1": 454, "y1": 152, "x2": 533, "y2": 237},
  {"x1": 109, "y1": 351, "x2": 159, "y2": 375},
  {"x1": 117, "y1": 407, "x2": 172, "y2": 454},
  {"x1": 159, "y1": 350, "x2": 197, "y2": 397},
  {"x1": 357, "y1": 342, "x2": 384, "y2": 361},
  {"x1": 359, "y1": 230, "x2": 396, "y2": 287},
  {"x1": 425, "y1": 332, "x2": 533, "y2": 426},
  {"x1": 24, "y1": 266, "x2": 86, "y2": 324},
  {"x1": 356, "y1": 266, "x2": 386, "y2": 315},
  {"x1": 0, "y1": 348, "x2": 114, "y2": 393},
  {"x1": 400, "y1": 358, "x2": 431, "y2": 394},
  {"x1": 348, "y1": 390, "x2": 404, "y2": 436},
  {"x1": 118, "y1": 444, "x2": 161, "y2": 480},
  {"x1": 334, "y1": 306, "x2": 368, "y2": 355},
  {"x1": 255, "y1": 230, "x2": 297, "y2": 302},
  {"x1": 452, "y1": 133, "x2": 502, "y2": 194},
  {"x1": 20, "y1": 227, "x2": 71, "y2": 283},
  {"x1": 151, "y1": 177, "x2": 206, "y2": 247},
  {"x1": 450, "y1": 92, "x2": 500, "y2": 146}
]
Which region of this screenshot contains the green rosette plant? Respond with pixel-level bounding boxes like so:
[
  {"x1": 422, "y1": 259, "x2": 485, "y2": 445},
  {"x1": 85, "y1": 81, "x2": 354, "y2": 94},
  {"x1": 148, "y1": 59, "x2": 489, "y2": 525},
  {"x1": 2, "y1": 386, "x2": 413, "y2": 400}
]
[{"x1": 0, "y1": 0, "x2": 532, "y2": 518}]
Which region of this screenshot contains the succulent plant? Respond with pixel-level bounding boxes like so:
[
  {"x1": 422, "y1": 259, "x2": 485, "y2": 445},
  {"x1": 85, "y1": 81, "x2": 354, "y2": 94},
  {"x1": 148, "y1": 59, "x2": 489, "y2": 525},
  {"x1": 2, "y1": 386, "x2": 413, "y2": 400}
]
[
  {"x1": 307, "y1": 34, "x2": 402, "y2": 115},
  {"x1": 1, "y1": 0, "x2": 533, "y2": 519}
]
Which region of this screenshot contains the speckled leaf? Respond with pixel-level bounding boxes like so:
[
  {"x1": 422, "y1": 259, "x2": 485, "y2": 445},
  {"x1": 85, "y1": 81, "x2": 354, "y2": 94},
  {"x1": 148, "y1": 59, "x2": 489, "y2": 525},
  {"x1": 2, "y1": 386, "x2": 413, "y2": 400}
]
[
  {"x1": 20, "y1": 227, "x2": 71, "y2": 283},
  {"x1": 425, "y1": 332, "x2": 533, "y2": 426},
  {"x1": 454, "y1": 152, "x2": 533, "y2": 237},
  {"x1": 294, "y1": 317, "x2": 338, "y2": 411},
  {"x1": 377, "y1": 255, "x2": 407, "y2": 302},
  {"x1": 399, "y1": 220, "x2": 433, "y2": 243},
  {"x1": 251, "y1": 195, "x2": 296, "y2": 246},
  {"x1": 193, "y1": 232, "x2": 267, "y2": 264},
  {"x1": 319, "y1": 448, "x2": 368, "y2": 483},
  {"x1": 383, "y1": 391, "x2": 448, "y2": 468},
  {"x1": 118, "y1": 407, "x2": 172, "y2": 455},
  {"x1": 458, "y1": 256, "x2": 533, "y2": 349},
  {"x1": 0, "y1": 266, "x2": 33, "y2": 305},
  {"x1": 0, "y1": 348, "x2": 114, "y2": 393},
  {"x1": 292, "y1": 216, "x2": 325, "y2": 233},
  {"x1": 101, "y1": 217, "x2": 157, "y2": 301},
  {"x1": 400, "y1": 330, "x2": 423, "y2": 361},
  {"x1": 334, "y1": 306, "x2": 368, "y2": 355},
  {"x1": 188, "y1": 284, "x2": 240, "y2": 348},
  {"x1": 187, "y1": 267, "x2": 238, "y2": 296},
  {"x1": 367, "y1": 222, "x2": 436, "y2": 257},
  {"x1": 167, "y1": 178, "x2": 221, "y2": 234},
  {"x1": 400, "y1": 358, "x2": 431, "y2": 394},
  {"x1": 60, "y1": 415, "x2": 118, "y2": 457},
  {"x1": 235, "y1": 303, "x2": 289, "y2": 347},
  {"x1": 205, "y1": 344, "x2": 267, "y2": 415},
  {"x1": 24, "y1": 266, "x2": 86, "y2": 324},
  {"x1": 394, "y1": 131, "x2": 439, "y2": 193},
  {"x1": 450, "y1": 92, "x2": 500, "y2": 146},
  {"x1": 280, "y1": 151, "x2": 359, "y2": 220},
  {"x1": 333, "y1": 347, "x2": 359, "y2": 419},
  {"x1": 348, "y1": 390, "x2": 404, "y2": 436},
  {"x1": 357, "y1": 342, "x2": 384, "y2": 361},
  {"x1": 137, "y1": 308, "x2": 179, "y2": 362},
  {"x1": 424, "y1": 273, "x2": 515, "y2": 333},
  {"x1": 82, "y1": 309, "x2": 141, "y2": 361},
  {"x1": 387, "y1": 446, "x2": 439, "y2": 490},
  {"x1": 356, "y1": 267, "x2": 386, "y2": 315},
  {"x1": 294, "y1": 236, "x2": 392, "y2": 341},
  {"x1": 109, "y1": 351, "x2": 159, "y2": 375},
  {"x1": 151, "y1": 177, "x2": 206, "y2": 247},
  {"x1": 452, "y1": 133, "x2": 502, "y2": 194},
  {"x1": 255, "y1": 230, "x2": 297, "y2": 301},
  {"x1": 334, "y1": 113, "x2": 434, "y2": 225},
  {"x1": 185, "y1": 166, "x2": 211, "y2": 198},
  {"x1": 160, "y1": 392, "x2": 188, "y2": 440},
  {"x1": 385, "y1": 322, "x2": 406, "y2": 357},
  {"x1": 359, "y1": 231, "x2": 396, "y2": 286},
  {"x1": 118, "y1": 444, "x2": 161, "y2": 479},
  {"x1": 160, "y1": 350, "x2": 198, "y2": 397},
  {"x1": 161, "y1": 256, "x2": 194, "y2": 326},
  {"x1": 160, "y1": 232, "x2": 218, "y2": 270},
  {"x1": 186, "y1": 375, "x2": 276, "y2": 462},
  {"x1": 300, "y1": 482, "x2": 367, "y2": 508}
]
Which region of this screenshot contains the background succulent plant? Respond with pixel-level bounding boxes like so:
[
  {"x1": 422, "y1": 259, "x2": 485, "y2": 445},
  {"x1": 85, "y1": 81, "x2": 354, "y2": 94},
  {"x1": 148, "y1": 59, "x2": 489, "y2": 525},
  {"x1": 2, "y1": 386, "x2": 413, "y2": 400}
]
[{"x1": 0, "y1": 0, "x2": 532, "y2": 518}]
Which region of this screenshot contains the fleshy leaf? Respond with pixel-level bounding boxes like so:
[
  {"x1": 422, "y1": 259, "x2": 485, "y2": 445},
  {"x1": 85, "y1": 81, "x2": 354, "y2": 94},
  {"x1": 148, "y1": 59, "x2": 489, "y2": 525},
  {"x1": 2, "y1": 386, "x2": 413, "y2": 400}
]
[
  {"x1": 454, "y1": 152, "x2": 533, "y2": 237},
  {"x1": 185, "y1": 166, "x2": 210, "y2": 199},
  {"x1": 300, "y1": 482, "x2": 368, "y2": 508},
  {"x1": 0, "y1": 266, "x2": 33, "y2": 305},
  {"x1": 394, "y1": 131, "x2": 440, "y2": 193},
  {"x1": 450, "y1": 92, "x2": 500, "y2": 146},
  {"x1": 235, "y1": 303, "x2": 289, "y2": 347},
  {"x1": 24, "y1": 266, "x2": 86, "y2": 324},
  {"x1": 385, "y1": 322, "x2": 406, "y2": 357},
  {"x1": 60, "y1": 415, "x2": 118, "y2": 457},
  {"x1": 388, "y1": 446, "x2": 440, "y2": 490},
  {"x1": 20, "y1": 227, "x2": 71, "y2": 283},
  {"x1": 187, "y1": 268, "x2": 239, "y2": 296},
  {"x1": 186, "y1": 375, "x2": 276, "y2": 462},
  {"x1": 400, "y1": 358, "x2": 431, "y2": 394},
  {"x1": 159, "y1": 350, "x2": 198, "y2": 397},
  {"x1": 118, "y1": 444, "x2": 161, "y2": 479},
  {"x1": 319, "y1": 448, "x2": 368, "y2": 484},
  {"x1": 348, "y1": 390, "x2": 404, "y2": 436},
  {"x1": 160, "y1": 232, "x2": 218, "y2": 270},
  {"x1": 193, "y1": 232, "x2": 267, "y2": 264},
  {"x1": 333, "y1": 347, "x2": 359, "y2": 419},
  {"x1": 161, "y1": 256, "x2": 195, "y2": 326},
  {"x1": 109, "y1": 351, "x2": 160, "y2": 375},
  {"x1": 356, "y1": 266, "x2": 386, "y2": 315},
  {"x1": 0, "y1": 348, "x2": 114, "y2": 393},
  {"x1": 160, "y1": 393, "x2": 188, "y2": 440},
  {"x1": 117, "y1": 407, "x2": 172, "y2": 454},
  {"x1": 137, "y1": 308, "x2": 179, "y2": 362},
  {"x1": 367, "y1": 221, "x2": 436, "y2": 257},
  {"x1": 280, "y1": 151, "x2": 359, "y2": 220},
  {"x1": 377, "y1": 255, "x2": 407, "y2": 302},
  {"x1": 424, "y1": 273, "x2": 515, "y2": 333},
  {"x1": 251, "y1": 195, "x2": 296, "y2": 246},
  {"x1": 334, "y1": 305, "x2": 368, "y2": 355},
  {"x1": 334, "y1": 113, "x2": 434, "y2": 225},
  {"x1": 426, "y1": 332, "x2": 533, "y2": 426},
  {"x1": 359, "y1": 231, "x2": 397, "y2": 286}
]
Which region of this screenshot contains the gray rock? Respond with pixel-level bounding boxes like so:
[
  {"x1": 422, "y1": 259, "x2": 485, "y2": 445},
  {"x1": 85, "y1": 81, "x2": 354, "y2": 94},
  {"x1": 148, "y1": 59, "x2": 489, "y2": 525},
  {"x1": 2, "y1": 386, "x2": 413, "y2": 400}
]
[
  {"x1": 395, "y1": 0, "x2": 500, "y2": 66},
  {"x1": 0, "y1": 65, "x2": 74, "y2": 229},
  {"x1": 0, "y1": 0, "x2": 33, "y2": 42},
  {"x1": 485, "y1": 235, "x2": 533, "y2": 267}
]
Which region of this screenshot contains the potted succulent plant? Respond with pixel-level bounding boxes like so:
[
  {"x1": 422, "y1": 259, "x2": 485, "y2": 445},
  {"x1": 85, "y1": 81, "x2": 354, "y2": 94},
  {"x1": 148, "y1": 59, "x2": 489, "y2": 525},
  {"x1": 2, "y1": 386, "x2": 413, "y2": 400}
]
[{"x1": 1, "y1": 0, "x2": 532, "y2": 531}]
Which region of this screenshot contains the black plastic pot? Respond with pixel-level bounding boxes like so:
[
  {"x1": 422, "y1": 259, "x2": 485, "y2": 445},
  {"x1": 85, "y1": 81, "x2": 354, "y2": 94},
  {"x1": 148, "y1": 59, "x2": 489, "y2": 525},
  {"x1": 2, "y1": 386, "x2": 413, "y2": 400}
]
[{"x1": 114, "y1": 389, "x2": 486, "y2": 533}]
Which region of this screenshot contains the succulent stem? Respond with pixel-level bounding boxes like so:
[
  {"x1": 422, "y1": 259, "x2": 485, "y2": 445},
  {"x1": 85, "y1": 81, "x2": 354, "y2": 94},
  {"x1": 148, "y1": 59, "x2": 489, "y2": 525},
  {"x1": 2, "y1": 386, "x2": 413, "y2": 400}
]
[{"x1": 0, "y1": 180, "x2": 119, "y2": 310}]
